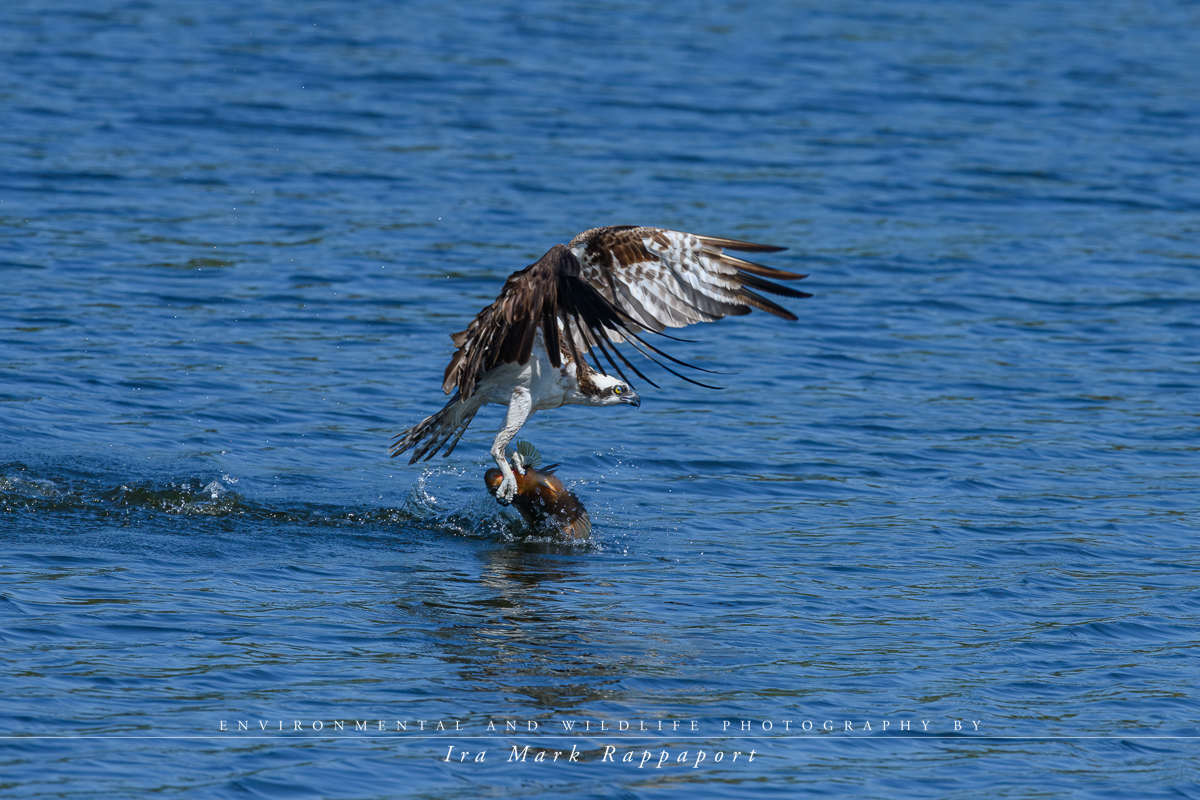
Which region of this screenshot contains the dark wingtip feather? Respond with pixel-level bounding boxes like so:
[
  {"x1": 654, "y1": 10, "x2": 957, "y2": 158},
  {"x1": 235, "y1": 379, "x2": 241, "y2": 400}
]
[
  {"x1": 724, "y1": 255, "x2": 808, "y2": 280},
  {"x1": 738, "y1": 288, "x2": 799, "y2": 321},
  {"x1": 730, "y1": 243, "x2": 787, "y2": 253},
  {"x1": 699, "y1": 234, "x2": 788, "y2": 253},
  {"x1": 738, "y1": 270, "x2": 814, "y2": 299}
]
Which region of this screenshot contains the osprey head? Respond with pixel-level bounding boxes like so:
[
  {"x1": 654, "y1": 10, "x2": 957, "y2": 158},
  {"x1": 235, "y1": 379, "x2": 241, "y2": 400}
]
[{"x1": 578, "y1": 373, "x2": 640, "y2": 408}]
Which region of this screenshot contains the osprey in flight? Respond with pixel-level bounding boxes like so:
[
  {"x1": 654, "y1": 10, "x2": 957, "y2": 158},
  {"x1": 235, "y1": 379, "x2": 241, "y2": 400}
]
[{"x1": 391, "y1": 225, "x2": 810, "y2": 503}]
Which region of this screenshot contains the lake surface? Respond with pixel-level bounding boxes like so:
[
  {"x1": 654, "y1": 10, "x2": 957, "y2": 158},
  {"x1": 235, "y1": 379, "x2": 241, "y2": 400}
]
[{"x1": 2, "y1": 0, "x2": 1198, "y2": 797}]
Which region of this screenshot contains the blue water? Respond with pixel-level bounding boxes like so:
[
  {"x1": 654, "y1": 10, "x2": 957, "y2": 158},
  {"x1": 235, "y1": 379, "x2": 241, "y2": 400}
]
[{"x1": 3, "y1": 0, "x2": 1199, "y2": 796}]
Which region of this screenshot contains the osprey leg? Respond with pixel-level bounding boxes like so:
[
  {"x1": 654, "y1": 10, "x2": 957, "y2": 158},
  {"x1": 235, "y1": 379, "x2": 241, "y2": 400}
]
[{"x1": 491, "y1": 386, "x2": 532, "y2": 504}]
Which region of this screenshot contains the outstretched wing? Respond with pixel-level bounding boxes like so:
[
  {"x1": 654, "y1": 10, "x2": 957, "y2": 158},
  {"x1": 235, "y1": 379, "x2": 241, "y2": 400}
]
[
  {"x1": 442, "y1": 228, "x2": 810, "y2": 399},
  {"x1": 569, "y1": 225, "x2": 810, "y2": 334}
]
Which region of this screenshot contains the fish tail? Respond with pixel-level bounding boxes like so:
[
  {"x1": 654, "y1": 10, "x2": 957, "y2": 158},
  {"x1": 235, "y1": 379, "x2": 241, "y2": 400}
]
[{"x1": 560, "y1": 508, "x2": 591, "y2": 540}]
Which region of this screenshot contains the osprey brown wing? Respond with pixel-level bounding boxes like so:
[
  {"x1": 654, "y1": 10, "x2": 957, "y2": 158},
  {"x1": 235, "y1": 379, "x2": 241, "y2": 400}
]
[
  {"x1": 441, "y1": 228, "x2": 811, "y2": 399},
  {"x1": 441, "y1": 245, "x2": 642, "y2": 400}
]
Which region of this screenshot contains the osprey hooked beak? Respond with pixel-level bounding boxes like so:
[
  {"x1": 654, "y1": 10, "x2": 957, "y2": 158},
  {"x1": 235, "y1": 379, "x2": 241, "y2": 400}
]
[{"x1": 623, "y1": 389, "x2": 641, "y2": 408}]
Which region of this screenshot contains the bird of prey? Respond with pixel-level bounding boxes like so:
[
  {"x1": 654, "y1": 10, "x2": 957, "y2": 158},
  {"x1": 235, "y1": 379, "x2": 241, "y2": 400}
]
[{"x1": 390, "y1": 225, "x2": 810, "y2": 503}]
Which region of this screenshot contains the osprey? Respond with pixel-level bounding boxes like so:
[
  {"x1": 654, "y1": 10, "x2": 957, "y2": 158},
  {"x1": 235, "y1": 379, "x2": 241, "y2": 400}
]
[{"x1": 390, "y1": 225, "x2": 810, "y2": 503}]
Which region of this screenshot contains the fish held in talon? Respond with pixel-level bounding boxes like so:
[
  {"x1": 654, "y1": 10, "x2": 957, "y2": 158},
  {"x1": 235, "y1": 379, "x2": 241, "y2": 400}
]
[
  {"x1": 390, "y1": 225, "x2": 810, "y2": 504},
  {"x1": 484, "y1": 442, "x2": 591, "y2": 540}
]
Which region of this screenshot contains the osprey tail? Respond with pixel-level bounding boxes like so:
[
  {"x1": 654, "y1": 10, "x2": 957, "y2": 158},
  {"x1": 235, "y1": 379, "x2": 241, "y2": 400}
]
[{"x1": 390, "y1": 393, "x2": 480, "y2": 463}]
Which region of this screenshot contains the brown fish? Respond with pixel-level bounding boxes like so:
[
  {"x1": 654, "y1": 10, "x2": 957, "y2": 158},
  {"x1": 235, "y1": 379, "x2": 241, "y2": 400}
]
[{"x1": 484, "y1": 444, "x2": 590, "y2": 540}]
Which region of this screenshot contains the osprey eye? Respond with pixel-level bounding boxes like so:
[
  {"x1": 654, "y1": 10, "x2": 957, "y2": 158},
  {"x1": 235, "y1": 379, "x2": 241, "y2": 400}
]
[{"x1": 613, "y1": 386, "x2": 623, "y2": 395}]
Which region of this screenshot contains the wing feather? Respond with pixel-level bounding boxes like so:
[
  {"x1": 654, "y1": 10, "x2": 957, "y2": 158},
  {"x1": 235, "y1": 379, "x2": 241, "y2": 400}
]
[
  {"x1": 441, "y1": 227, "x2": 809, "y2": 398},
  {"x1": 692, "y1": 234, "x2": 788, "y2": 254},
  {"x1": 568, "y1": 226, "x2": 807, "y2": 332}
]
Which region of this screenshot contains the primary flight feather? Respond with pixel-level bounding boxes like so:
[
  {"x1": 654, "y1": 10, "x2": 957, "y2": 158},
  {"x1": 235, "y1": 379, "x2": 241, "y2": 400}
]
[{"x1": 391, "y1": 225, "x2": 811, "y2": 502}]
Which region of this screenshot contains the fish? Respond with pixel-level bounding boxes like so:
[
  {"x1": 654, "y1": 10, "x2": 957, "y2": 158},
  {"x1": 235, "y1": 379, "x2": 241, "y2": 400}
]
[{"x1": 484, "y1": 441, "x2": 591, "y2": 540}]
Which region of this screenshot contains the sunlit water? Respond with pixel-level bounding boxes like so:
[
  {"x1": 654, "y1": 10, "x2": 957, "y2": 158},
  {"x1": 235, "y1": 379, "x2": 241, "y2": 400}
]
[{"x1": 2, "y1": 1, "x2": 1198, "y2": 797}]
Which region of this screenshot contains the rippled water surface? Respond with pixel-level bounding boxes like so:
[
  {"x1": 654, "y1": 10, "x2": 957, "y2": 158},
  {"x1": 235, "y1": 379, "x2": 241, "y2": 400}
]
[{"x1": 3, "y1": 1, "x2": 1199, "y2": 797}]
